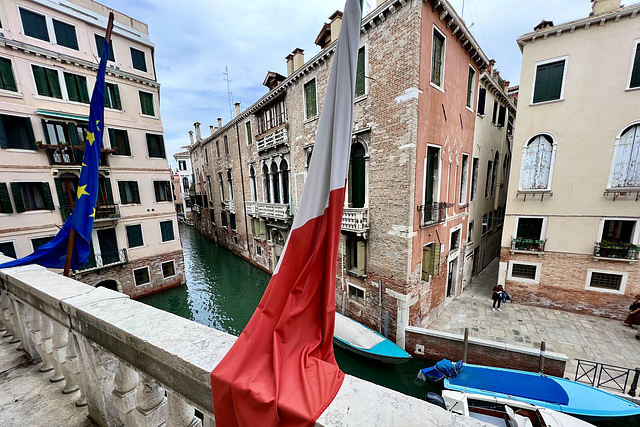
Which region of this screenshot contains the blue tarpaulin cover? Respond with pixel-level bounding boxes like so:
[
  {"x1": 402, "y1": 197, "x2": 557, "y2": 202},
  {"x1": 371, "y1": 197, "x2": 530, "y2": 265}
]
[{"x1": 416, "y1": 359, "x2": 464, "y2": 383}]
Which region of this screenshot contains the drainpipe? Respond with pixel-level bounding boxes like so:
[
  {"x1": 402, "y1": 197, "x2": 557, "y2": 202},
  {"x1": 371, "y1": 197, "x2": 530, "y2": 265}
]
[{"x1": 235, "y1": 122, "x2": 250, "y2": 254}]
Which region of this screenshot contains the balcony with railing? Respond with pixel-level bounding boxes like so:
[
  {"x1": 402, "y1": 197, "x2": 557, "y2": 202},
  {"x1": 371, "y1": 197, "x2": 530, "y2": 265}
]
[
  {"x1": 245, "y1": 201, "x2": 291, "y2": 221},
  {"x1": 223, "y1": 199, "x2": 236, "y2": 213},
  {"x1": 60, "y1": 204, "x2": 120, "y2": 222},
  {"x1": 417, "y1": 202, "x2": 452, "y2": 227},
  {"x1": 38, "y1": 144, "x2": 111, "y2": 167},
  {"x1": 511, "y1": 238, "x2": 547, "y2": 254},
  {"x1": 342, "y1": 208, "x2": 369, "y2": 234},
  {"x1": 77, "y1": 248, "x2": 127, "y2": 272},
  {"x1": 594, "y1": 242, "x2": 640, "y2": 261},
  {"x1": 256, "y1": 125, "x2": 288, "y2": 152}
]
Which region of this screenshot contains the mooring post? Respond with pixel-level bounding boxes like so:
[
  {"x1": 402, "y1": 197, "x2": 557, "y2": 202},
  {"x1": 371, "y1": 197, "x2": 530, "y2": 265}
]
[
  {"x1": 342, "y1": 291, "x2": 346, "y2": 314},
  {"x1": 384, "y1": 310, "x2": 389, "y2": 338},
  {"x1": 628, "y1": 368, "x2": 640, "y2": 397},
  {"x1": 462, "y1": 328, "x2": 469, "y2": 363},
  {"x1": 538, "y1": 341, "x2": 546, "y2": 374}
]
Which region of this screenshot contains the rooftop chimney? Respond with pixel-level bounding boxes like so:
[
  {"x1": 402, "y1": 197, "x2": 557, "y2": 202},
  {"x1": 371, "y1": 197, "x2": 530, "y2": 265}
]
[
  {"x1": 377, "y1": 0, "x2": 386, "y2": 7},
  {"x1": 194, "y1": 122, "x2": 201, "y2": 141},
  {"x1": 189, "y1": 130, "x2": 194, "y2": 145},
  {"x1": 329, "y1": 11, "x2": 343, "y2": 44},
  {"x1": 590, "y1": 0, "x2": 621, "y2": 15},
  {"x1": 286, "y1": 48, "x2": 305, "y2": 76},
  {"x1": 217, "y1": 117, "x2": 222, "y2": 128},
  {"x1": 209, "y1": 125, "x2": 215, "y2": 135},
  {"x1": 235, "y1": 102, "x2": 241, "y2": 117}
]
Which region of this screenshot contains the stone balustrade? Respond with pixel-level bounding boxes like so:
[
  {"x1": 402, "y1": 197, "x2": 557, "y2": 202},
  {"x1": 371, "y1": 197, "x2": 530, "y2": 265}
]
[
  {"x1": 341, "y1": 207, "x2": 369, "y2": 234},
  {"x1": 0, "y1": 254, "x2": 487, "y2": 426}
]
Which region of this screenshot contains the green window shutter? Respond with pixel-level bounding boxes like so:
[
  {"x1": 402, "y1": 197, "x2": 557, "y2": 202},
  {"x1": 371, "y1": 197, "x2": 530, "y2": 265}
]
[
  {"x1": 68, "y1": 123, "x2": 80, "y2": 147},
  {"x1": 259, "y1": 220, "x2": 267, "y2": 239},
  {"x1": 53, "y1": 19, "x2": 78, "y2": 50},
  {"x1": 104, "y1": 178, "x2": 114, "y2": 205},
  {"x1": 11, "y1": 183, "x2": 25, "y2": 213},
  {"x1": 132, "y1": 182, "x2": 140, "y2": 204},
  {"x1": 78, "y1": 75, "x2": 89, "y2": 103},
  {"x1": 356, "y1": 240, "x2": 366, "y2": 277},
  {"x1": 0, "y1": 183, "x2": 12, "y2": 213},
  {"x1": 630, "y1": 44, "x2": 640, "y2": 88},
  {"x1": 53, "y1": 177, "x2": 66, "y2": 207},
  {"x1": 46, "y1": 68, "x2": 62, "y2": 99},
  {"x1": 122, "y1": 130, "x2": 131, "y2": 156},
  {"x1": 108, "y1": 128, "x2": 116, "y2": 151},
  {"x1": 95, "y1": 35, "x2": 115, "y2": 61},
  {"x1": 20, "y1": 9, "x2": 50, "y2": 42},
  {"x1": 41, "y1": 182, "x2": 54, "y2": 210},
  {"x1": 534, "y1": 60, "x2": 564, "y2": 103},
  {"x1": 25, "y1": 117, "x2": 36, "y2": 150},
  {"x1": 355, "y1": 47, "x2": 365, "y2": 97},
  {"x1": 130, "y1": 48, "x2": 147, "y2": 72},
  {"x1": 32, "y1": 65, "x2": 49, "y2": 97},
  {"x1": 0, "y1": 58, "x2": 17, "y2": 92},
  {"x1": 118, "y1": 181, "x2": 126, "y2": 203},
  {"x1": 113, "y1": 84, "x2": 122, "y2": 110},
  {"x1": 140, "y1": 92, "x2": 154, "y2": 116},
  {"x1": 41, "y1": 119, "x2": 51, "y2": 144},
  {"x1": 160, "y1": 220, "x2": 174, "y2": 241},
  {"x1": 64, "y1": 73, "x2": 79, "y2": 102},
  {"x1": 477, "y1": 88, "x2": 486, "y2": 115},
  {"x1": 127, "y1": 225, "x2": 143, "y2": 248},
  {"x1": 304, "y1": 80, "x2": 316, "y2": 118},
  {"x1": 0, "y1": 115, "x2": 7, "y2": 149}
]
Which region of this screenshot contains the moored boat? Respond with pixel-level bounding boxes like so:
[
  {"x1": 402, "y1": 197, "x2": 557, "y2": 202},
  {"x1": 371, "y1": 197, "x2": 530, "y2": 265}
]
[{"x1": 333, "y1": 312, "x2": 411, "y2": 364}]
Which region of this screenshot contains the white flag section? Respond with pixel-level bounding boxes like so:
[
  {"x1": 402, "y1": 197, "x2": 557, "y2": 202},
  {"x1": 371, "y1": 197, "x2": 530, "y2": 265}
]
[{"x1": 210, "y1": 0, "x2": 363, "y2": 426}]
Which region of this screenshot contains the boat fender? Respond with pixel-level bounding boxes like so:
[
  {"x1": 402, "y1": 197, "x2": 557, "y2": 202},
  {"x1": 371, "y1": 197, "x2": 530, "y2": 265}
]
[{"x1": 424, "y1": 392, "x2": 447, "y2": 410}]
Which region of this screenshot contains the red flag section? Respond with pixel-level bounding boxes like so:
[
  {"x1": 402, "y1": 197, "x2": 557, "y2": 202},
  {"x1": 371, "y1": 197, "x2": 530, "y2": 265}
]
[{"x1": 210, "y1": 0, "x2": 363, "y2": 425}]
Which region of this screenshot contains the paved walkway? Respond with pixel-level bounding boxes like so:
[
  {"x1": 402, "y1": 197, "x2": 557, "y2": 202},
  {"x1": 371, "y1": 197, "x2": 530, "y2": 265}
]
[{"x1": 428, "y1": 258, "x2": 640, "y2": 379}]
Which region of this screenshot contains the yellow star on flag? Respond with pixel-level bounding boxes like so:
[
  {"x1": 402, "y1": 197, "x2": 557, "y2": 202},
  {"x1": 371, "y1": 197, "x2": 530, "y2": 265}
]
[
  {"x1": 77, "y1": 185, "x2": 90, "y2": 199},
  {"x1": 86, "y1": 131, "x2": 95, "y2": 146},
  {"x1": 89, "y1": 208, "x2": 96, "y2": 218},
  {"x1": 81, "y1": 162, "x2": 87, "y2": 167},
  {"x1": 95, "y1": 120, "x2": 101, "y2": 132}
]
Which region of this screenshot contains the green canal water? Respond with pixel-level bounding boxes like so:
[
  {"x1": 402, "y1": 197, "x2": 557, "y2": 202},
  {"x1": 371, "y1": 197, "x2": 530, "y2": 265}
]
[{"x1": 140, "y1": 224, "x2": 640, "y2": 426}]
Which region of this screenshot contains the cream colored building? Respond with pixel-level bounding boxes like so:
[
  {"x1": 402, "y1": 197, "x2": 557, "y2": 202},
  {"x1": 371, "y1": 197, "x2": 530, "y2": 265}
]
[
  {"x1": 500, "y1": 0, "x2": 640, "y2": 318},
  {"x1": 0, "y1": 0, "x2": 184, "y2": 298}
]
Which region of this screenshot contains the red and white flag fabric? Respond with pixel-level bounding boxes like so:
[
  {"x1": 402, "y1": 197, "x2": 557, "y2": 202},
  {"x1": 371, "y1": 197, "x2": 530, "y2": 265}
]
[{"x1": 210, "y1": 0, "x2": 363, "y2": 425}]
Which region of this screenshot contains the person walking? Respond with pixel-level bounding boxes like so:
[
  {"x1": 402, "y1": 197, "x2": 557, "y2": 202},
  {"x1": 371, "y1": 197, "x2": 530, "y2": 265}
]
[
  {"x1": 492, "y1": 284, "x2": 504, "y2": 312},
  {"x1": 624, "y1": 294, "x2": 640, "y2": 327}
]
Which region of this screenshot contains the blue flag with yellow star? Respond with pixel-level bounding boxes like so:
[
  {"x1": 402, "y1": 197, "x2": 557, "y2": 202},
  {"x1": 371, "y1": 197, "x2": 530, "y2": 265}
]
[{"x1": 0, "y1": 40, "x2": 109, "y2": 270}]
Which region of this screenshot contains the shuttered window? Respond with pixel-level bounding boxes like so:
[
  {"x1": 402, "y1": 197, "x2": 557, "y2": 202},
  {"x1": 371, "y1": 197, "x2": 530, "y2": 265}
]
[
  {"x1": 130, "y1": 48, "x2": 147, "y2": 72},
  {"x1": 11, "y1": 182, "x2": 53, "y2": 212},
  {"x1": 221, "y1": 211, "x2": 228, "y2": 228},
  {"x1": 32, "y1": 65, "x2": 62, "y2": 99},
  {"x1": 304, "y1": 79, "x2": 317, "y2": 119},
  {"x1": 533, "y1": 60, "x2": 565, "y2": 103},
  {"x1": 118, "y1": 181, "x2": 140, "y2": 204},
  {"x1": 610, "y1": 124, "x2": 640, "y2": 188},
  {"x1": 0, "y1": 58, "x2": 17, "y2": 92},
  {"x1": 0, "y1": 114, "x2": 35, "y2": 150},
  {"x1": 245, "y1": 121, "x2": 253, "y2": 146},
  {"x1": 146, "y1": 133, "x2": 165, "y2": 158},
  {"x1": 126, "y1": 224, "x2": 144, "y2": 248},
  {"x1": 139, "y1": 91, "x2": 155, "y2": 116},
  {"x1": 31, "y1": 236, "x2": 53, "y2": 251},
  {"x1": 230, "y1": 213, "x2": 237, "y2": 231},
  {"x1": 160, "y1": 220, "x2": 174, "y2": 242},
  {"x1": 108, "y1": 128, "x2": 131, "y2": 156},
  {"x1": 431, "y1": 29, "x2": 445, "y2": 87},
  {"x1": 20, "y1": 9, "x2": 49, "y2": 42},
  {"x1": 521, "y1": 135, "x2": 554, "y2": 190},
  {"x1": 355, "y1": 47, "x2": 366, "y2": 97},
  {"x1": 497, "y1": 105, "x2": 506, "y2": 127},
  {"x1": 466, "y1": 66, "x2": 475, "y2": 108},
  {"x1": 95, "y1": 35, "x2": 115, "y2": 61},
  {"x1": 0, "y1": 242, "x2": 17, "y2": 259},
  {"x1": 53, "y1": 20, "x2": 78, "y2": 50},
  {"x1": 104, "y1": 83, "x2": 122, "y2": 110},
  {"x1": 477, "y1": 88, "x2": 486, "y2": 115},
  {"x1": 630, "y1": 43, "x2": 640, "y2": 89},
  {"x1": 64, "y1": 72, "x2": 89, "y2": 103},
  {"x1": 0, "y1": 183, "x2": 13, "y2": 213},
  {"x1": 154, "y1": 181, "x2": 172, "y2": 202},
  {"x1": 421, "y1": 242, "x2": 441, "y2": 280}
]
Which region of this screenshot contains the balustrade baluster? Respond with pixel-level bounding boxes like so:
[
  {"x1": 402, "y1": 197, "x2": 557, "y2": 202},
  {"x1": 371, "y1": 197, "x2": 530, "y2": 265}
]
[
  {"x1": 0, "y1": 291, "x2": 13, "y2": 339},
  {"x1": 6, "y1": 295, "x2": 21, "y2": 344},
  {"x1": 42, "y1": 315, "x2": 65, "y2": 382},
  {"x1": 203, "y1": 414, "x2": 216, "y2": 427},
  {"x1": 30, "y1": 310, "x2": 53, "y2": 372},
  {"x1": 112, "y1": 360, "x2": 140, "y2": 425},
  {"x1": 132, "y1": 373, "x2": 167, "y2": 427},
  {"x1": 65, "y1": 333, "x2": 87, "y2": 406},
  {"x1": 166, "y1": 391, "x2": 202, "y2": 427},
  {"x1": 50, "y1": 321, "x2": 80, "y2": 394}
]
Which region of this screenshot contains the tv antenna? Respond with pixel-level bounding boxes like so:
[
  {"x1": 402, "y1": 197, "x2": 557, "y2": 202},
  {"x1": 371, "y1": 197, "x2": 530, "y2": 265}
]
[{"x1": 223, "y1": 66, "x2": 234, "y2": 120}]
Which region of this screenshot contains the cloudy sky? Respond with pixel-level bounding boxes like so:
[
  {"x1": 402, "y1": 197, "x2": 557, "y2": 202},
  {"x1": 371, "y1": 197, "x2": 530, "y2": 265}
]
[{"x1": 100, "y1": 0, "x2": 593, "y2": 167}]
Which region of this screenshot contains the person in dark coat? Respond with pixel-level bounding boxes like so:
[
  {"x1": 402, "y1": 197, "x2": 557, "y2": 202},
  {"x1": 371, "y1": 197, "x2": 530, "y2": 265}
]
[
  {"x1": 492, "y1": 284, "x2": 504, "y2": 312},
  {"x1": 624, "y1": 294, "x2": 640, "y2": 327}
]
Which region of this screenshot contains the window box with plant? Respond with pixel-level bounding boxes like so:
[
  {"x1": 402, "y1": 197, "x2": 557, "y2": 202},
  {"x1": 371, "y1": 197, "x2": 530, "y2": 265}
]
[{"x1": 594, "y1": 241, "x2": 640, "y2": 260}]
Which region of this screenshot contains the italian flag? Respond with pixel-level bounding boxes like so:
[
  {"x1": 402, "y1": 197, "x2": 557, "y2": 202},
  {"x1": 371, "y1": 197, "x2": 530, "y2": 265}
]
[{"x1": 210, "y1": 0, "x2": 363, "y2": 425}]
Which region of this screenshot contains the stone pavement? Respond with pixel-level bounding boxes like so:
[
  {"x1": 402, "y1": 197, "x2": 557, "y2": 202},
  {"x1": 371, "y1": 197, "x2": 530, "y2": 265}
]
[{"x1": 427, "y1": 258, "x2": 640, "y2": 379}]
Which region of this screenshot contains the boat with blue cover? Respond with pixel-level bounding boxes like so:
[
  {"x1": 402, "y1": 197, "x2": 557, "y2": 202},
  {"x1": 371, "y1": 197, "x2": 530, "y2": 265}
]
[
  {"x1": 333, "y1": 312, "x2": 411, "y2": 364},
  {"x1": 444, "y1": 363, "x2": 640, "y2": 420}
]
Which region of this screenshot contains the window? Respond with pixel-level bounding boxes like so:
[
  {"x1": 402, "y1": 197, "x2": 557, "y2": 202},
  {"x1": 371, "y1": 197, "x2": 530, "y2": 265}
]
[
  {"x1": 245, "y1": 121, "x2": 253, "y2": 146},
  {"x1": 0, "y1": 241, "x2": 16, "y2": 259},
  {"x1": 508, "y1": 261, "x2": 541, "y2": 283},
  {"x1": 31, "y1": 235, "x2": 54, "y2": 251},
  {"x1": 430, "y1": 27, "x2": 445, "y2": 88},
  {"x1": 249, "y1": 166, "x2": 257, "y2": 201},
  {"x1": 262, "y1": 164, "x2": 271, "y2": 203},
  {"x1": 11, "y1": 182, "x2": 53, "y2": 212},
  {"x1": 0, "y1": 115, "x2": 35, "y2": 150},
  {"x1": 32, "y1": 65, "x2": 62, "y2": 99},
  {"x1": 20, "y1": 9, "x2": 49, "y2": 42},
  {"x1": 601, "y1": 219, "x2": 635, "y2": 244},
  {"x1": 348, "y1": 142, "x2": 366, "y2": 208},
  {"x1": 205, "y1": 148, "x2": 209, "y2": 164},
  {"x1": 484, "y1": 159, "x2": 492, "y2": 198},
  {"x1": 459, "y1": 154, "x2": 469, "y2": 205},
  {"x1": 162, "y1": 261, "x2": 175, "y2": 278},
  {"x1": 348, "y1": 284, "x2": 364, "y2": 304},
  {"x1": 516, "y1": 217, "x2": 544, "y2": 240},
  {"x1": 218, "y1": 173, "x2": 225, "y2": 200},
  {"x1": 227, "y1": 170, "x2": 234, "y2": 200},
  {"x1": 0, "y1": 58, "x2": 17, "y2": 92},
  {"x1": 497, "y1": 105, "x2": 506, "y2": 128},
  {"x1": 450, "y1": 228, "x2": 460, "y2": 251},
  {"x1": 586, "y1": 270, "x2": 627, "y2": 293},
  {"x1": 95, "y1": 35, "x2": 115, "y2": 61},
  {"x1": 118, "y1": 181, "x2": 140, "y2": 204},
  {"x1": 146, "y1": 133, "x2": 166, "y2": 158},
  {"x1": 221, "y1": 211, "x2": 228, "y2": 228},
  {"x1": 512, "y1": 264, "x2": 537, "y2": 280},
  {"x1": 477, "y1": 87, "x2": 486, "y2": 115},
  {"x1": 230, "y1": 213, "x2": 237, "y2": 231},
  {"x1": 130, "y1": 48, "x2": 147, "y2": 72},
  {"x1": 0, "y1": 183, "x2": 12, "y2": 213},
  {"x1": 178, "y1": 160, "x2": 187, "y2": 171},
  {"x1": 154, "y1": 181, "x2": 171, "y2": 202},
  {"x1": 304, "y1": 79, "x2": 317, "y2": 119},
  {"x1": 64, "y1": 72, "x2": 89, "y2": 103},
  {"x1": 467, "y1": 221, "x2": 474, "y2": 243},
  {"x1": 610, "y1": 124, "x2": 639, "y2": 188},
  {"x1": 256, "y1": 99, "x2": 286, "y2": 134},
  {"x1": 108, "y1": 129, "x2": 130, "y2": 156},
  {"x1": 482, "y1": 213, "x2": 489, "y2": 235},
  {"x1": 53, "y1": 20, "x2": 78, "y2": 50},
  {"x1": 160, "y1": 220, "x2": 175, "y2": 242},
  {"x1": 345, "y1": 235, "x2": 366, "y2": 277},
  {"x1": 466, "y1": 66, "x2": 475, "y2": 108},
  {"x1": 104, "y1": 83, "x2": 122, "y2": 110},
  {"x1": 490, "y1": 151, "x2": 499, "y2": 197},
  {"x1": 421, "y1": 242, "x2": 441, "y2": 279},
  {"x1": 133, "y1": 267, "x2": 150, "y2": 286},
  {"x1": 215, "y1": 140, "x2": 220, "y2": 158},
  {"x1": 521, "y1": 134, "x2": 555, "y2": 191},
  {"x1": 470, "y1": 158, "x2": 479, "y2": 201},
  {"x1": 355, "y1": 46, "x2": 366, "y2": 97},
  {"x1": 423, "y1": 146, "x2": 440, "y2": 217},
  {"x1": 224, "y1": 135, "x2": 229, "y2": 155},
  {"x1": 533, "y1": 59, "x2": 566, "y2": 103},
  {"x1": 182, "y1": 177, "x2": 189, "y2": 191},
  {"x1": 630, "y1": 41, "x2": 640, "y2": 89},
  {"x1": 139, "y1": 91, "x2": 155, "y2": 116},
  {"x1": 491, "y1": 100, "x2": 498, "y2": 124},
  {"x1": 126, "y1": 224, "x2": 144, "y2": 248}
]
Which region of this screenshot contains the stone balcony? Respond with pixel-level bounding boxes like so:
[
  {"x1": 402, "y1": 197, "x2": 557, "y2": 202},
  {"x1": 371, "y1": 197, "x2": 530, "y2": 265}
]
[
  {"x1": 256, "y1": 125, "x2": 288, "y2": 153},
  {"x1": 341, "y1": 207, "x2": 369, "y2": 236},
  {"x1": 245, "y1": 201, "x2": 291, "y2": 221},
  {"x1": 0, "y1": 255, "x2": 485, "y2": 426}
]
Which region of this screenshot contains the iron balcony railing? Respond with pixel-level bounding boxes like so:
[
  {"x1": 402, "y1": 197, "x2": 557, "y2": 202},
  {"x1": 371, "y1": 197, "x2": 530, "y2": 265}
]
[
  {"x1": 416, "y1": 202, "x2": 452, "y2": 226},
  {"x1": 60, "y1": 204, "x2": 121, "y2": 221},
  {"x1": 594, "y1": 242, "x2": 640, "y2": 260},
  {"x1": 245, "y1": 201, "x2": 291, "y2": 220},
  {"x1": 39, "y1": 144, "x2": 110, "y2": 167},
  {"x1": 341, "y1": 207, "x2": 369, "y2": 233},
  {"x1": 511, "y1": 238, "x2": 547, "y2": 253},
  {"x1": 256, "y1": 125, "x2": 289, "y2": 152},
  {"x1": 575, "y1": 359, "x2": 638, "y2": 395},
  {"x1": 77, "y1": 248, "x2": 127, "y2": 272}
]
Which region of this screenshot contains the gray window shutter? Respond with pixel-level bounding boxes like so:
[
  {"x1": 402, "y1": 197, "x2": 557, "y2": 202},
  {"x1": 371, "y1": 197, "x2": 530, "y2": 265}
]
[
  {"x1": 611, "y1": 125, "x2": 640, "y2": 188},
  {"x1": 631, "y1": 45, "x2": 640, "y2": 88},
  {"x1": 11, "y1": 183, "x2": 25, "y2": 213},
  {"x1": 0, "y1": 183, "x2": 13, "y2": 213},
  {"x1": 42, "y1": 182, "x2": 54, "y2": 210}
]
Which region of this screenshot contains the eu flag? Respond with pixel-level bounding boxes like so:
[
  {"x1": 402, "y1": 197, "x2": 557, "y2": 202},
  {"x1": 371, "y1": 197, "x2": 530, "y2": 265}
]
[{"x1": 0, "y1": 40, "x2": 110, "y2": 270}]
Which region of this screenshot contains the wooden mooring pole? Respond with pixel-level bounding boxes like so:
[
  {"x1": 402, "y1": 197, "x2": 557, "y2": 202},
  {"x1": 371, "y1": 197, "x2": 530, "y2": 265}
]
[
  {"x1": 538, "y1": 341, "x2": 546, "y2": 374},
  {"x1": 462, "y1": 327, "x2": 469, "y2": 363}
]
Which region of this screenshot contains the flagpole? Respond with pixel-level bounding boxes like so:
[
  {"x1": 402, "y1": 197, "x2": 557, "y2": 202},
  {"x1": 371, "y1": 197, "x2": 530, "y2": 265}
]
[{"x1": 63, "y1": 12, "x2": 114, "y2": 278}]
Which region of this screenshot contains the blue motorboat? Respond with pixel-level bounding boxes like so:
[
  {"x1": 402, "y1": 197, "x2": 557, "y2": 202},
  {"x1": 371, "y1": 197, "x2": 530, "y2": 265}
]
[
  {"x1": 333, "y1": 312, "x2": 411, "y2": 364},
  {"x1": 444, "y1": 363, "x2": 640, "y2": 420}
]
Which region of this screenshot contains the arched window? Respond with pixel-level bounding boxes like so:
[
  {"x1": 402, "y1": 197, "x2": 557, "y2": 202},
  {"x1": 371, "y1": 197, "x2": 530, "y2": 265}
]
[
  {"x1": 271, "y1": 161, "x2": 280, "y2": 203},
  {"x1": 182, "y1": 177, "x2": 189, "y2": 191},
  {"x1": 520, "y1": 134, "x2": 555, "y2": 190},
  {"x1": 610, "y1": 124, "x2": 640, "y2": 188},
  {"x1": 249, "y1": 166, "x2": 257, "y2": 202},
  {"x1": 227, "y1": 169, "x2": 234, "y2": 200},
  {"x1": 306, "y1": 149, "x2": 313, "y2": 169},
  {"x1": 490, "y1": 151, "x2": 499, "y2": 197},
  {"x1": 262, "y1": 164, "x2": 271, "y2": 203},
  {"x1": 280, "y1": 159, "x2": 290, "y2": 205},
  {"x1": 348, "y1": 141, "x2": 366, "y2": 208}
]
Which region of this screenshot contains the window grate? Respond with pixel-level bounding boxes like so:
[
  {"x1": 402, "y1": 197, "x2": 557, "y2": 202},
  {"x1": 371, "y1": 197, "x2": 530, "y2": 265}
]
[
  {"x1": 590, "y1": 272, "x2": 622, "y2": 290},
  {"x1": 512, "y1": 263, "x2": 537, "y2": 280}
]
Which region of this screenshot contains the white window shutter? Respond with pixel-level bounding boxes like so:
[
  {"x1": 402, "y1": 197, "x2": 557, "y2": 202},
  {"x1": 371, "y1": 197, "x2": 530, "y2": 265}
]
[{"x1": 613, "y1": 125, "x2": 640, "y2": 188}]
